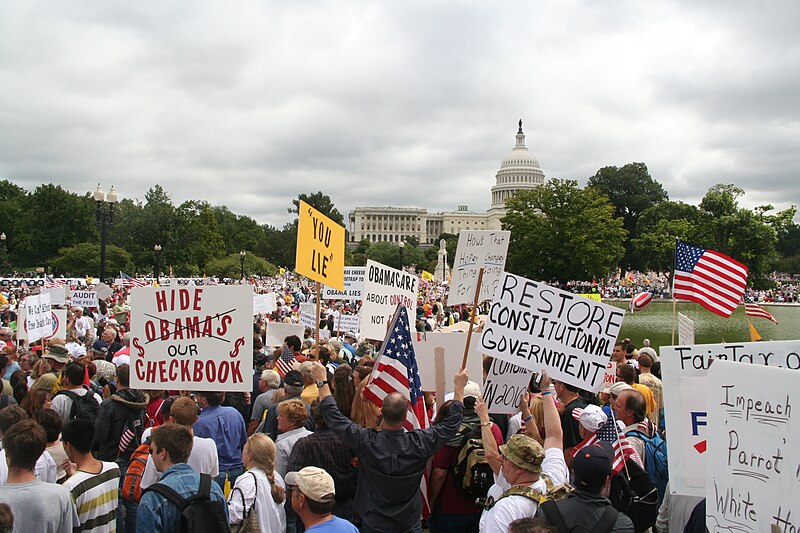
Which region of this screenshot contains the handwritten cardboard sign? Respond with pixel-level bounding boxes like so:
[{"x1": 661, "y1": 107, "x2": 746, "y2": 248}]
[
  {"x1": 264, "y1": 322, "x2": 305, "y2": 348},
  {"x1": 24, "y1": 294, "x2": 52, "y2": 343},
  {"x1": 299, "y1": 303, "x2": 317, "y2": 329},
  {"x1": 70, "y1": 290, "x2": 98, "y2": 308},
  {"x1": 447, "y1": 230, "x2": 510, "y2": 306},
  {"x1": 661, "y1": 340, "x2": 800, "y2": 497},
  {"x1": 677, "y1": 312, "x2": 695, "y2": 346},
  {"x1": 412, "y1": 332, "x2": 484, "y2": 392},
  {"x1": 478, "y1": 272, "x2": 624, "y2": 392},
  {"x1": 483, "y1": 358, "x2": 532, "y2": 415},
  {"x1": 295, "y1": 200, "x2": 345, "y2": 291},
  {"x1": 602, "y1": 362, "x2": 617, "y2": 390},
  {"x1": 41, "y1": 286, "x2": 67, "y2": 306},
  {"x1": 17, "y1": 308, "x2": 66, "y2": 341},
  {"x1": 360, "y1": 260, "x2": 419, "y2": 341},
  {"x1": 336, "y1": 314, "x2": 360, "y2": 336},
  {"x1": 322, "y1": 266, "x2": 365, "y2": 300},
  {"x1": 706, "y1": 360, "x2": 798, "y2": 531},
  {"x1": 129, "y1": 286, "x2": 253, "y2": 391},
  {"x1": 253, "y1": 293, "x2": 277, "y2": 315}
]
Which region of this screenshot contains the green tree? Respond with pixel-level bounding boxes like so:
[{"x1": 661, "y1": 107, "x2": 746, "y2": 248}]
[
  {"x1": 50, "y1": 243, "x2": 134, "y2": 275},
  {"x1": 631, "y1": 201, "x2": 703, "y2": 271},
  {"x1": 289, "y1": 192, "x2": 345, "y2": 226},
  {"x1": 502, "y1": 179, "x2": 627, "y2": 283},
  {"x1": 170, "y1": 201, "x2": 226, "y2": 275},
  {"x1": 212, "y1": 206, "x2": 270, "y2": 257},
  {"x1": 205, "y1": 252, "x2": 278, "y2": 278},
  {"x1": 587, "y1": 163, "x2": 668, "y2": 268}
]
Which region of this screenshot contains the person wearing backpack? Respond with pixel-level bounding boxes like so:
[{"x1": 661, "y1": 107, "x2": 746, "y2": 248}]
[
  {"x1": 51, "y1": 361, "x2": 102, "y2": 425},
  {"x1": 138, "y1": 424, "x2": 230, "y2": 533},
  {"x1": 536, "y1": 441, "x2": 635, "y2": 532},
  {"x1": 428, "y1": 381, "x2": 502, "y2": 533}
]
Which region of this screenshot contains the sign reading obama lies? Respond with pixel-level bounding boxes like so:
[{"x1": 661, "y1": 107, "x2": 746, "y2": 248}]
[
  {"x1": 130, "y1": 285, "x2": 253, "y2": 392},
  {"x1": 478, "y1": 272, "x2": 624, "y2": 392}
]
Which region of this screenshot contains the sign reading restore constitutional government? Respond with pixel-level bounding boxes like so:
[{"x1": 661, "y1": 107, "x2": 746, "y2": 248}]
[
  {"x1": 660, "y1": 340, "x2": 800, "y2": 498},
  {"x1": 322, "y1": 267, "x2": 365, "y2": 300},
  {"x1": 447, "y1": 230, "x2": 510, "y2": 306},
  {"x1": 129, "y1": 286, "x2": 253, "y2": 392},
  {"x1": 478, "y1": 273, "x2": 624, "y2": 392},
  {"x1": 706, "y1": 360, "x2": 798, "y2": 531},
  {"x1": 295, "y1": 200, "x2": 345, "y2": 291},
  {"x1": 359, "y1": 260, "x2": 418, "y2": 341}
]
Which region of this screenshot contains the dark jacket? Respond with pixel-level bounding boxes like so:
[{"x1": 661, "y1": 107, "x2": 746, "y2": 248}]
[
  {"x1": 537, "y1": 490, "x2": 635, "y2": 533},
  {"x1": 94, "y1": 388, "x2": 148, "y2": 462}
]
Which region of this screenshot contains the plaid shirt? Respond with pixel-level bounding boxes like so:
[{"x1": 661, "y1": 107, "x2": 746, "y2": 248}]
[{"x1": 288, "y1": 428, "x2": 357, "y2": 503}]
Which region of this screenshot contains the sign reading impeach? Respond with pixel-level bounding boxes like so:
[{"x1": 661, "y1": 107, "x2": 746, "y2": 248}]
[{"x1": 478, "y1": 273, "x2": 624, "y2": 392}]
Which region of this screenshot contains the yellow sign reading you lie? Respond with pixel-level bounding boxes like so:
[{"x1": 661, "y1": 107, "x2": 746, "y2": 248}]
[{"x1": 295, "y1": 200, "x2": 345, "y2": 291}]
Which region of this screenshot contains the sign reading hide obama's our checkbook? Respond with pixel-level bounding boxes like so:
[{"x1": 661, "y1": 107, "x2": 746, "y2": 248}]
[
  {"x1": 478, "y1": 273, "x2": 624, "y2": 392},
  {"x1": 129, "y1": 286, "x2": 253, "y2": 392}
]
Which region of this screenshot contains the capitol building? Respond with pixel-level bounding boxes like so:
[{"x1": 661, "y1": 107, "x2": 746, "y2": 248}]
[{"x1": 348, "y1": 120, "x2": 546, "y2": 245}]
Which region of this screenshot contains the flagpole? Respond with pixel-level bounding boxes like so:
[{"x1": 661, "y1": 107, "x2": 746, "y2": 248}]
[
  {"x1": 315, "y1": 281, "x2": 321, "y2": 358},
  {"x1": 671, "y1": 238, "x2": 679, "y2": 345},
  {"x1": 461, "y1": 267, "x2": 484, "y2": 371},
  {"x1": 608, "y1": 404, "x2": 631, "y2": 478}
]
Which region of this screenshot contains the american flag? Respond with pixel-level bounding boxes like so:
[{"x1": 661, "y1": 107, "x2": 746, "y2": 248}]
[
  {"x1": 673, "y1": 240, "x2": 748, "y2": 318},
  {"x1": 573, "y1": 419, "x2": 638, "y2": 475},
  {"x1": 274, "y1": 345, "x2": 296, "y2": 378},
  {"x1": 120, "y1": 271, "x2": 150, "y2": 288},
  {"x1": 629, "y1": 291, "x2": 653, "y2": 313},
  {"x1": 744, "y1": 303, "x2": 779, "y2": 324},
  {"x1": 44, "y1": 275, "x2": 64, "y2": 289},
  {"x1": 362, "y1": 305, "x2": 432, "y2": 516}
]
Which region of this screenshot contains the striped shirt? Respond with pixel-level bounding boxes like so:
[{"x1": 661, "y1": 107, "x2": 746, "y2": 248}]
[{"x1": 62, "y1": 461, "x2": 120, "y2": 533}]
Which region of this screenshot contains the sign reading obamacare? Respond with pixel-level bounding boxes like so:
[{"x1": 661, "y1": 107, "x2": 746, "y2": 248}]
[{"x1": 129, "y1": 286, "x2": 253, "y2": 392}]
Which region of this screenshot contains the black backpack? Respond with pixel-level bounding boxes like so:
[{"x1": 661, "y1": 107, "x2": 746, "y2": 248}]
[
  {"x1": 144, "y1": 473, "x2": 231, "y2": 533},
  {"x1": 55, "y1": 388, "x2": 100, "y2": 426},
  {"x1": 452, "y1": 422, "x2": 494, "y2": 501},
  {"x1": 608, "y1": 459, "x2": 659, "y2": 532}
]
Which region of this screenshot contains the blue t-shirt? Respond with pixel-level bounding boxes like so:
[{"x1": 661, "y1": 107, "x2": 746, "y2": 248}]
[{"x1": 306, "y1": 515, "x2": 359, "y2": 532}]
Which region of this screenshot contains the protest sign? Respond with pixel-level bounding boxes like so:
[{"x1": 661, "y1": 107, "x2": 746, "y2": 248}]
[
  {"x1": 706, "y1": 360, "x2": 798, "y2": 531},
  {"x1": 129, "y1": 286, "x2": 253, "y2": 392},
  {"x1": 478, "y1": 273, "x2": 624, "y2": 392},
  {"x1": 360, "y1": 260, "x2": 418, "y2": 341},
  {"x1": 253, "y1": 293, "x2": 277, "y2": 315},
  {"x1": 677, "y1": 312, "x2": 695, "y2": 345},
  {"x1": 483, "y1": 358, "x2": 532, "y2": 415},
  {"x1": 70, "y1": 290, "x2": 98, "y2": 308},
  {"x1": 17, "y1": 308, "x2": 66, "y2": 341},
  {"x1": 295, "y1": 200, "x2": 345, "y2": 291},
  {"x1": 602, "y1": 361, "x2": 617, "y2": 390},
  {"x1": 23, "y1": 294, "x2": 52, "y2": 343},
  {"x1": 337, "y1": 314, "x2": 360, "y2": 336},
  {"x1": 661, "y1": 340, "x2": 800, "y2": 497},
  {"x1": 322, "y1": 267, "x2": 365, "y2": 300},
  {"x1": 299, "y1": 303, "x2": 317, "y2": 329},
  {"x1": 447, "y1": 230, "x2": 510, "y2": 306},
  {"x1": 413, "y1": 332, "x2": 484, "y2": 392},
  {"x1": 41, "y1": 286, "x2": 66, "y2": 306},
  {"x1": 577, "y1": 293, "x2": 602, "y2": 302},
  {"x1": 264, "y1": 322, "x2": 305, "y2": 347},
  {"x1": 94, "y1": 283, "x2": 114, "y2": 300}
]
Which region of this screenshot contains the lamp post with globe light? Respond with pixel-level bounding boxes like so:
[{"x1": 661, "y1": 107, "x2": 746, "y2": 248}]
[
  {"x1": 240, "y1": 250, "x2": 246, "y2": 280},
  {"x1": 94, "y1": 184, "x2": 118, "y2": 283},
  {"x1": 154, "y1": 244, "x2": 162, "y2": 284}
]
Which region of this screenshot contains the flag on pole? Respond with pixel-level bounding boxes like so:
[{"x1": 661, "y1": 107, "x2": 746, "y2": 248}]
[
  {"x1": 744, "y1": 303, "x2": 779, "y2": 324},
  {"x1": 363, "y1": 305, "x2": 432, "y2": 516},
  {"x1": 274, "y1": 345, "x2": 296, "y2": 378},
  {"x1": 748, "y1": 320, "x2": 762, "y2": 342},
  {"x1": 672, "y1": 240, "x2": 748, "y2": 318},
  {"x1": 629, "y1": 291, "x2": 653, "y2": 313},
  {"x1": 573, "y1": 419, "x2": 638, "y2": 475},
  {"x1": 44, "y1": 275, "x2": 64, "y2": 289},
  {"x1": 120, "y1": 271, "x2": 150, "y2": 288}
]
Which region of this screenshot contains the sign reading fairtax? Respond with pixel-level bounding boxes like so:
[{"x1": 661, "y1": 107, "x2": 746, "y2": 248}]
[
  {"x1": 129, "y1": 286, "x2": 253, "y2": 391},
  {"x1": 295, "y1": 200, "x2": 345, "y2": 291}
]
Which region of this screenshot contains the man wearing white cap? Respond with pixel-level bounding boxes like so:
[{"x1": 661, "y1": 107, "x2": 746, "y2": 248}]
[{"x1": 285, "y1": 466, "x2": 357, "y2": 532}]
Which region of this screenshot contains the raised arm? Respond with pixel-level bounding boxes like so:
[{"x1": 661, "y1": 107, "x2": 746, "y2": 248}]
[
  {"x1": 475, "y1": 398, "x2": 501, "y2": 475},
  {"x1": 312, "y1": 362, "x2": 367, "y2": 449},
  {"x1": 539, "y1": 370, "x2": 563, "y2": 451}
]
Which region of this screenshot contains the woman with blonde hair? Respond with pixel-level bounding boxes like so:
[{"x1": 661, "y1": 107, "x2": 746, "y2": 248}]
[
  {"x1": 274, "y1": 398, "x2": 311, "y2": 477},
  {"x1": 228, "y1": 433, "x2": 287, "y2": 533}
]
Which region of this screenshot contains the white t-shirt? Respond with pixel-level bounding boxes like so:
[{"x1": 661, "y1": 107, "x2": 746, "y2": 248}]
[
  {"x1": 139, "y1": 430, "x2": 219, "y2": 489},
  {"x1": 0, "y1": 449, "x2": 57, "y2": 485},
  {"x1": 479, "y1": 448, "x2": 569, "y2": 533},
  {"x1": 51, "y1": 387, "x2": 103, "y2": 426},
  {"x1": 227, "y1": 467, "x2": 286, "y2": 533}
]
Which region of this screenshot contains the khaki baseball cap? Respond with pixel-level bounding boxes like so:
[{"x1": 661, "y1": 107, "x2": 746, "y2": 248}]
[{"x1": 284, "y1": 466, "x2": 335, "y2": 503}]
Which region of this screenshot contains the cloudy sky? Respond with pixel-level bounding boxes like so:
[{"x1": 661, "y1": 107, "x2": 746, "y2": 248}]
[{"x1": 1, "y1": 1, "x2": 798, "y2": 228}]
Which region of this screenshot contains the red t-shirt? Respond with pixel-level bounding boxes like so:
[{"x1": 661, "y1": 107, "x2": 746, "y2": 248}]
[{"x1": 432, "y1": 423, "x2": 503, "y2": 514}]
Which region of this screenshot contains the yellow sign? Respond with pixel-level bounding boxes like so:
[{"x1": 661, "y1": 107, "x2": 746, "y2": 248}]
[
  {"x1": 421, "y1": 271, "x2": 434, "y2": 282},
  {"x1": 295, "y1": 200, "x2": 345, "y2": 290},
  {"x1": 578, "y1": 293, "x2": 602, "y2": 302}
]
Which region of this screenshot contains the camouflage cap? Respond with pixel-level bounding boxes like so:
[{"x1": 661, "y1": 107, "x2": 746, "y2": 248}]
[{"x1": 499, "y1": 433, "x2": 545, "y2": 473}]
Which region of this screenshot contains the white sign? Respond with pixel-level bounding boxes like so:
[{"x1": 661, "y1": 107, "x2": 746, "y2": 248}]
[
  {"x1": 129, "y1": 286, "x2": 253, "y2": 391},
  {"x1": 706, "y1": 360, "x2": 798, "y2": 531},
  {"x1": 71, "y1": 290, "x2": 98, "y2": 308},
  {"x1": 413, "y1": 332, "x2": 484, "y2": 392},
  {"x1": 41, "y1": 286, "x2": 67, "y2": 306},
  {"x1": 253, "y1": 293, "x2": 277, "y2": 315},
  {"x1": 660, "y1": 340, "x2": 800, "y2": 497},
  {"x1": 322, "y1": 266, "x2": 365, "y2": 300},
  {"x1": 17, "y1": 308, "x2": 66, "y2": 341},
  {"x1": 299, "y1": 303, "x2": 317, "y2": 329},
  {"x1": 447, "y1": 230, "x2": 510, "y2": 306},
  {"x1": 478, "y1": 273, "x2": 624, "y2": 392},
  {"x1": 360, "y1": 260, "x2": 419, "y2": 341},
  {"x1": 602, "y1": 362, "x2": 617, "y2": 390},
  {"x1": 336, "y1": 314, "x2": 360, "y2": 336},
  {"x1": 483, "y1": 358, "x2": 532, "y2": 415},
  {"x1": 264, "y1": 322, "x2": 305, "y2": 348},
  {"x1": 23, "y1": 294, "x2": 52, "y2": 343},
  {"x1": 677, "y1": 312, "x2": 695, "y2": 346}
]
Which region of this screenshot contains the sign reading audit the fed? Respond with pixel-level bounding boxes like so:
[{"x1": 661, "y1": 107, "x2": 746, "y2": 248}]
[
  {"x1": 130, "y1": 286, "x2": 253, "y2": 392},
  {"x1": 478, "y1": 272, "x2": 624, "y2": 392}
]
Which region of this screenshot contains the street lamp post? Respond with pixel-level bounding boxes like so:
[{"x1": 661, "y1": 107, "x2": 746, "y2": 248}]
[
  {"x1": 0, "y1": 232, "x2": 8, "y2": 275},
  {"x1": 94, "y1": 184, "x2": 118, "y2": 283},
  {"x1": 398, "y1": 240, "x2": 405, "y2": 270},
  {"x1": 239, "y1": 250, "x2": 246, "y2": 280},
  {"x1": 154, "y1": 244, "x2": 162, "y2": 284}
]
